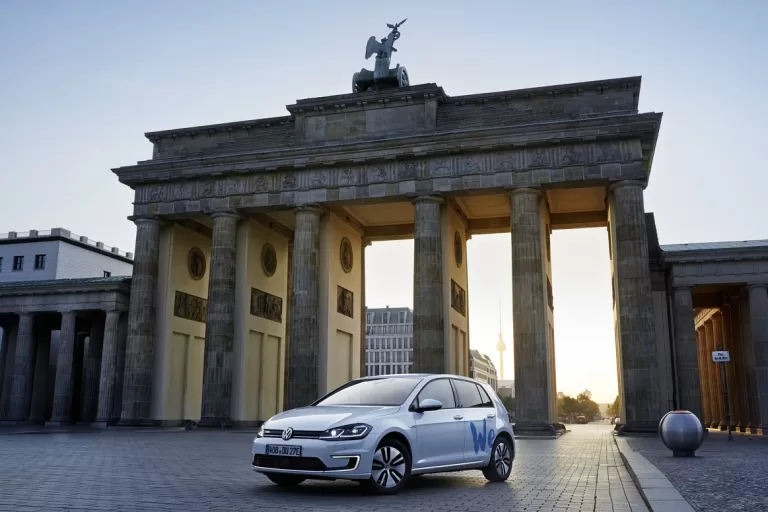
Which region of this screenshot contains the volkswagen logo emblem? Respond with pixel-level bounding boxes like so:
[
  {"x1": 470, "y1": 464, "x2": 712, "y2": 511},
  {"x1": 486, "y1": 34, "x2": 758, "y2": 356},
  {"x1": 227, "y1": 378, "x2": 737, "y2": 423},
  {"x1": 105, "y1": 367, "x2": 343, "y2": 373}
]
[{"x1": 282, "y1": 427, "x2": 293, "y2": 441}]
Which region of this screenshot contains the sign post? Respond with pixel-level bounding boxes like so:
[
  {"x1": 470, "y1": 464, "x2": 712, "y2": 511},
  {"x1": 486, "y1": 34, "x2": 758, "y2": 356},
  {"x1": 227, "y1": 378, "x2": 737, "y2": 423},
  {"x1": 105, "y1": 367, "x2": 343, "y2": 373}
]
[{"x1": 712, "y1": 344, "x2": 734, "y2": 442}]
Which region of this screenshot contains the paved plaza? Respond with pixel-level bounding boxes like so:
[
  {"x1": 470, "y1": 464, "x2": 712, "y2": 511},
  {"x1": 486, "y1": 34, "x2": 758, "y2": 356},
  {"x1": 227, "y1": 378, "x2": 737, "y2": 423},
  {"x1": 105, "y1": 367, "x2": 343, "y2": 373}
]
[
  {"x1": 626, "y1": 431, "x2": 768, "y2": 512},
  {"x1": 0, "y1": 423, "x2": 646, "y2": 511}
]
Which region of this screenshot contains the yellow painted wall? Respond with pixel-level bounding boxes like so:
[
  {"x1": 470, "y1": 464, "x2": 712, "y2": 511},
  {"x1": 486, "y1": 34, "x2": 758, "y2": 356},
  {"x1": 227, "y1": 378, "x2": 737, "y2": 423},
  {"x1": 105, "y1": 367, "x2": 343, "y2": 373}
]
[
  {"x1": 318, "y1": 212, "x2": 362, "y2": 396},
  {"x1": 442, "y1": 203, "x2": 470, "y2": 376},
  {"x1": 231, "y1": 220, "x2": 289, "y2": 423},
  {"x1": 152, "y1": 224, "x2": 210, "y2": 422}
]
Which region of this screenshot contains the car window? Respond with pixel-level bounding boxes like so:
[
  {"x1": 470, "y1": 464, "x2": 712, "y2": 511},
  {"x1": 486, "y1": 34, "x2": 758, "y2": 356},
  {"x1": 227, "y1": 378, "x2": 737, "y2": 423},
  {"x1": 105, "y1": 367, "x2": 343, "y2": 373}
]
[
  {"x1": 314, "y1": 377, "x2": 422, "y2": 406},
  {"x1": 477, "y1": 384, "x2": 494, "y2": 408},
  {"x1": 417, "y1": 379, "x2": 456, "y2": 409},
  {"x1": 453, "y1": 379, "x2": 484, "y2": 408}
]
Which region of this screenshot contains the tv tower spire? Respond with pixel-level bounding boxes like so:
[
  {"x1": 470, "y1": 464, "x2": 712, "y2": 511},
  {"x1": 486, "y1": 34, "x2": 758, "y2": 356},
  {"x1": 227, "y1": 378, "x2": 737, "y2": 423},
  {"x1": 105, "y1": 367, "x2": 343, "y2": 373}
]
[{"x1": 496, "y1": 298, "x2": 506, "y2": 379}]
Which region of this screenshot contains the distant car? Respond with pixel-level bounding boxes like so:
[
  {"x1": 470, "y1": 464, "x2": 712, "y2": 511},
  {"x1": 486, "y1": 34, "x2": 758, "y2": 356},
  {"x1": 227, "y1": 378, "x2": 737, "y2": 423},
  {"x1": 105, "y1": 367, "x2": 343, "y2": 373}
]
[
  {"x1": 576, "y1": 415, "x2": 588, "y2": 424},
  {"x1": 252, "y1": 374, "x2": 516, "y2": 494}
]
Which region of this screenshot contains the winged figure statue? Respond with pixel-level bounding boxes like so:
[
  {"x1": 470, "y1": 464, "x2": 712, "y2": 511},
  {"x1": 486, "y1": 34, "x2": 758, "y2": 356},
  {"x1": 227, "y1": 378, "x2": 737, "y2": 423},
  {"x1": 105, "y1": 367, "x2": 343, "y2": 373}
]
[{"x1": 353, "y1": 19, "x2": 410, "y2": 93}]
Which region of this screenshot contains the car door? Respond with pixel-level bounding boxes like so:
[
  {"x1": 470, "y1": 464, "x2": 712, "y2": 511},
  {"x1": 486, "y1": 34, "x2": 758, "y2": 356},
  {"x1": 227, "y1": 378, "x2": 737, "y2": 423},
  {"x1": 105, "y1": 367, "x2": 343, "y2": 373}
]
[
  {"x1": 410, "y1": 378, "x2": 464, "y2": 469},
  {"x1": 453, "y1": 379, "x2": 497, "y2": 464}
]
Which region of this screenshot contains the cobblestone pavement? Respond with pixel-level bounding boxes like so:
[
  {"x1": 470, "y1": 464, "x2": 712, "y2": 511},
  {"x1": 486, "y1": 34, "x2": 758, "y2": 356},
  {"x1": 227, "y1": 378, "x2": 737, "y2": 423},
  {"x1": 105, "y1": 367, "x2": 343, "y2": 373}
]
[
  {"x1": 0, "y1": 423, "x2": 645, "y2": 511},
  {"x1": 626, "y1": 430, "x2": 768, "y2": 512}
]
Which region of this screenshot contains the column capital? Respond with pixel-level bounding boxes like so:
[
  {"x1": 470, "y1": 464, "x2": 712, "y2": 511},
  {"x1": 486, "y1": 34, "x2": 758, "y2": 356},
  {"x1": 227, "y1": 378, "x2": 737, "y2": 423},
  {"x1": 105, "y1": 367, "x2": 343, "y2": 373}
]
[
  {"x1": 293, "y1": 204, "x2": 325, "y2": 216},
  {"x1": 127, "y1": 214, "x2": 166, "y2": 226},
  {"x1": 362, "y1": 238, "x2": 372, "y2": 248},
  {"x1": 507, "y1": 187, "x2": 542, "y2": 199},
  {"x1": 209, "y1": 210, "x2": 241, "y2": 221},
  {"x1": 410, "y1": 193, "x2": 444, "y2": 205},
  {"x1": 608, "y1": 180, "x2": 648, "y2": 193},
  {"x1": 746, "y1": 283, "x2": 768, "y2": 292},
  {"x1": 672, "y1": 285, "x2": 693, "y2": 293}
]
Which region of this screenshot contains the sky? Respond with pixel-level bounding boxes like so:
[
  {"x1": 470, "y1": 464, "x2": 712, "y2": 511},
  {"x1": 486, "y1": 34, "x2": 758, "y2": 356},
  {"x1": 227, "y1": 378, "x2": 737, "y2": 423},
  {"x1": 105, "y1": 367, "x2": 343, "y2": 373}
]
[{"x1": 1, "y1": 1, "x2": 766, "y2": 404}]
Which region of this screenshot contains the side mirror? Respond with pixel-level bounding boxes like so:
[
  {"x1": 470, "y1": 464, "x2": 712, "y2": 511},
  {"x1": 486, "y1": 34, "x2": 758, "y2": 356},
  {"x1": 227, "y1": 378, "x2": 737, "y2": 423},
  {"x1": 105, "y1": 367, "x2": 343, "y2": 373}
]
[{"x1": 415, "y1": 398, "x2": 443, "y2": 412}]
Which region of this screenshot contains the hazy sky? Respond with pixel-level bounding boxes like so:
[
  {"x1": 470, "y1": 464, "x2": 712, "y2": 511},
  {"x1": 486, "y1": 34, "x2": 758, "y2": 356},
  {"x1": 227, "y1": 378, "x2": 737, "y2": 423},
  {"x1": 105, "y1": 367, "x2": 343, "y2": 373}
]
[{"x1": 1, "y1": 1, "x2": 766, "y2": 403}]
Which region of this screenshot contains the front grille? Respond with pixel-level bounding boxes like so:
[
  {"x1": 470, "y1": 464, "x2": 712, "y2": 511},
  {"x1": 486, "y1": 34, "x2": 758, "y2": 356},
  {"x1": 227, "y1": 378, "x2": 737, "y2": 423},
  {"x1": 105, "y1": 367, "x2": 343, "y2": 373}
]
[
  {"x1": 263, "y1": 429, "x2": 323, "y2": 439},
  {"x1": 253, "y1": 454, "x2": 327, "y2": 471}
]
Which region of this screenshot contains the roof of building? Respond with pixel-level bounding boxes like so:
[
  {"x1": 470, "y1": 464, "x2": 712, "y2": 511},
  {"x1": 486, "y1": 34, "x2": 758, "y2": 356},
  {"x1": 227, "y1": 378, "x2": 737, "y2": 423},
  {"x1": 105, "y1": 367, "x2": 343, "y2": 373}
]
[
  {"x1": 0, "y1": 228, "x2": 134, "y2": 263},
  {"x1": 661, "y1": 240, "x2": 768, "y2": 252},
  {"x1": 0, "y1": 276, "x2": 131, "y2": 294},
  {"x1": 470, "y1": 349, "x2": 497, "y2": 370}
]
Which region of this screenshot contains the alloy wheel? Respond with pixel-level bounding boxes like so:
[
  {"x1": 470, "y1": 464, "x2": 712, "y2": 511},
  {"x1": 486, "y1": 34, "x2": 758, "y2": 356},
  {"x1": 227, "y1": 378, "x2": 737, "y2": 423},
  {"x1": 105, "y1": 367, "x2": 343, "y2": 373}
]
[
  {"x1": 371, "y1": 445, "x2": 406, "y2": 488},
  {"x1": 494, "y1": 440, "x2": 512, "y2": 476}
]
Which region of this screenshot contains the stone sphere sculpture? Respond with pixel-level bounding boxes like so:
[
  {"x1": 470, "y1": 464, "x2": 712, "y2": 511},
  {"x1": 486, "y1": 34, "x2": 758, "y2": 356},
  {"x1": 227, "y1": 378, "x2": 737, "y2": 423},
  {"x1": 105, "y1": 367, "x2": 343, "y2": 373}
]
[{"x1": 659, "y1": 410, "x2": 705, "y2": 457}]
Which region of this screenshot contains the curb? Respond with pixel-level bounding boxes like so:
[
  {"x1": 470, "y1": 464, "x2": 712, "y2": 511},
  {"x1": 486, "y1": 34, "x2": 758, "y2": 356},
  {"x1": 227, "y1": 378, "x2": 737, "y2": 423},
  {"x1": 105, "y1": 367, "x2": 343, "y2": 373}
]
[{"x1": 613, "y1": 435, "x2": 695, "y2": 512}]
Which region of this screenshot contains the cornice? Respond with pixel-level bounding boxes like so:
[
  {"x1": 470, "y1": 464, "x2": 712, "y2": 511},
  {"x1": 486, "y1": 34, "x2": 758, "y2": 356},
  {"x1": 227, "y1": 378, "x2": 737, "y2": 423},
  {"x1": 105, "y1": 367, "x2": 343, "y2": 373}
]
[{"x1": 114, "y1": 113, "x2": 661, "y2": 187}]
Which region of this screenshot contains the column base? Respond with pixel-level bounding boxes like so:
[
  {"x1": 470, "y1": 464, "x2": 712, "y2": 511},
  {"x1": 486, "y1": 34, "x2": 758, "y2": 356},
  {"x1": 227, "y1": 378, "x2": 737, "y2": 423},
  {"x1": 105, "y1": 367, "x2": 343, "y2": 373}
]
[
  {"x1": 513, "y1": 422, "x2": 562, "y2": 437},
  {"x1": 0, "y1": 420, "x2": 39, "y2": 427},
  {"x1": 116, "y1": 418, "x2": 157, "y2": 427},
  {"x1": 197, "y1": 418, "x2": 233, "y2": 428},
  {"x1": 615, "y1": 421, "x2": 659, "y2": 435},
  {"x1": 45, "y1": 419, "x2": 72, "y2": 427}
]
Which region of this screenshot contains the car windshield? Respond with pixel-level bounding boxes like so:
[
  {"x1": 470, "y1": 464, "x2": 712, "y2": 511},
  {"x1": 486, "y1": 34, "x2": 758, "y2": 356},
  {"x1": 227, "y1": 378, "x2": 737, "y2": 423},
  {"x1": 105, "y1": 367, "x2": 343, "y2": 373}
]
[{"x1": 315, "y1": 377, "x2": 423, "y2": 406}]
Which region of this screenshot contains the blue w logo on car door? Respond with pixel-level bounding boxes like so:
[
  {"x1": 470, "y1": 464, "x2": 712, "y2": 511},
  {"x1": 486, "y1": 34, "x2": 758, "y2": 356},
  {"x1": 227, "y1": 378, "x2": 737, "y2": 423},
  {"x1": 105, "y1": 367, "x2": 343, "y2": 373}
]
[{"x1": 469, "y1": 419, "x2": 495, "y2": 455}]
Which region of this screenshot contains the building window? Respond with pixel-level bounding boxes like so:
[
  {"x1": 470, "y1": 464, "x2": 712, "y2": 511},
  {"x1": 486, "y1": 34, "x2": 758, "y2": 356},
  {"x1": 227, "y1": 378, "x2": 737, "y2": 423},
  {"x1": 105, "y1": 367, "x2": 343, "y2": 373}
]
[
  {"x1": 399, "y1": 311, "x2": 406, "y2": 323},
  {"x1": 103, "y1": 271, "x2": 112, "y2": 277},
  {"x1": 12, "y1": 256, "x2": 23, "y2": 271},
  {"x1": 34, "y1": 254, "x2": 46, "y2": 270}
]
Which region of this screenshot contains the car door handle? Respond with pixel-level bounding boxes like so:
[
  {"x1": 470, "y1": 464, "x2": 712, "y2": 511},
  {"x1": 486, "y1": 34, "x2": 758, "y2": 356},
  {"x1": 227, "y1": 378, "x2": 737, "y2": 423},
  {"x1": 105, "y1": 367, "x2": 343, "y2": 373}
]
[
  {"x1": 453, "y1": 414, "x2": 464, "y2": 420},
  {"x1": 487, "y1": 413, "x2": 496, "y2": 418}
]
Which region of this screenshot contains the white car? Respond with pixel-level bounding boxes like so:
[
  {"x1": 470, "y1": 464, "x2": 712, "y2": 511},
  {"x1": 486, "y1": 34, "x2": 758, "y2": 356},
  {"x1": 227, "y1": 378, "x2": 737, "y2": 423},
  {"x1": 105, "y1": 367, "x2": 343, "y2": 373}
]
[{"x1": 252, "y1": 374, "x2": 515, "y2": 494}]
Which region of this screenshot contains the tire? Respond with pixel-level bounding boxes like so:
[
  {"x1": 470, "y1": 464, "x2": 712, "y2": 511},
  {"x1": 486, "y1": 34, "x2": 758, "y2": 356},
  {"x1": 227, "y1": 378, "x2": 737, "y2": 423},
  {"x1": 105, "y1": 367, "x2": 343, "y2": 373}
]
[
  {"x1": 361, "y1": 438, "x2": 411, "y2": 495},
  {"x1": 266, "y1": 473, "x2": 305, "y2": 487},
  {"x1": 482, "y1": 436, "x2": 513, "y2": 482}
]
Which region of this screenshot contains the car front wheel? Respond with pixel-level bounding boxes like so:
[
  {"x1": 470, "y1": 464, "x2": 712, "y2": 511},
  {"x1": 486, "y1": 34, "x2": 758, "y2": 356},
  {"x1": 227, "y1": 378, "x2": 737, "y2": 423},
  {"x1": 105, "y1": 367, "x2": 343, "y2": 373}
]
[
  {"x1": 266, "y1": 473, "x2": 306, "y2": 487},
  {"x1": 362, "y1": 439, "x2": 411, "y2": 495},
  {"x1": 482, "y1": 436, "x2": 513, "y2": 482}
]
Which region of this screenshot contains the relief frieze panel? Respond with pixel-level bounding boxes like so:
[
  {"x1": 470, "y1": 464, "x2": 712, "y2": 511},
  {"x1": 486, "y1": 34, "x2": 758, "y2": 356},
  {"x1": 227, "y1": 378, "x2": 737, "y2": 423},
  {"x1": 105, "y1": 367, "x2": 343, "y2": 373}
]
[
  {"x1": 134, "y1": 140, "x2": 638, "y2": 205},
  {"x1": 173, "y1": 291, "x2": 207, "y2": 323},
  {"x1": 250, "y1": 287, "x2": 283, "y2": 323}
]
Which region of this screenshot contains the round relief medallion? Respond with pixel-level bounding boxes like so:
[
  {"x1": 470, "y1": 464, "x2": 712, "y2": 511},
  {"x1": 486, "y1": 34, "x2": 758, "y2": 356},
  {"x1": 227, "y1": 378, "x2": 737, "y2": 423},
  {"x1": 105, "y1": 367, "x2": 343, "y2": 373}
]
[
  {"x1": 454, "y1": 231, "x2": 463, "y2": 268},
  {"x1": 188, "y1": 247, "x2": 206, "y2": 280},
  {"x1": 261, "y1": 243, "x2": 277, "y2": 277},
  {"x1": 340, "y1": 237, "x2": 354, "y2": 273}
]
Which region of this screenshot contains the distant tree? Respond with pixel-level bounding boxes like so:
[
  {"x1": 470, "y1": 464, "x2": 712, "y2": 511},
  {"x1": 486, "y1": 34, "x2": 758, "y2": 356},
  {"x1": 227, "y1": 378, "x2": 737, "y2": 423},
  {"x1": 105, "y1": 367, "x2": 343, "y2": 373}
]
[
  {"x1": 500, "y1": 395, "x2": 515, "y2": 412},
  {"x1": 607, "y1": 395, "x2": 621, "y2": 418},
  {"x1": 576, "y1": 390, "x2": 600, "y2": 420}
]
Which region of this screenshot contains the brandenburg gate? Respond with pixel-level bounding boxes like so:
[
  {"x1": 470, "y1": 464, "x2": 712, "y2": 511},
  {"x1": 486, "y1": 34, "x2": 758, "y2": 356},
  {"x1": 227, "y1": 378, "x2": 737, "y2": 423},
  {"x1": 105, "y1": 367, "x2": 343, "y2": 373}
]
[{"x1": 111, "y1": 24, "x2": 664, "y2": 433}]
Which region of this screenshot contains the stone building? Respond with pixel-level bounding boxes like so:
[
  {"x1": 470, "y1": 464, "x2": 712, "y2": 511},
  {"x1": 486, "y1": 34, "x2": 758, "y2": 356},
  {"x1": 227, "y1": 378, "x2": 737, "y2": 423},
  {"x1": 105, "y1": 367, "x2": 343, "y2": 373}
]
[
  {"x1": 469, "y1": 349, "x2": 498, "y2": 390},
  {"x1": 0, "y1": 229, "x2": 133, "y2": 425},
  {"x1": 364, "y1": 306, "x2": 414, "y2": 376},
  {"x1": 0, "y1": 74, "x2": 765, "y2": 434}
]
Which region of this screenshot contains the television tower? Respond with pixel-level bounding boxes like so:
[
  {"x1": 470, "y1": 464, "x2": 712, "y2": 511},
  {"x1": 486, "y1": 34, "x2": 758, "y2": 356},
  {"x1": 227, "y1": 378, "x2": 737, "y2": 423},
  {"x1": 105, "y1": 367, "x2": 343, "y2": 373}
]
[{"x1": 496, "y1": 298, "x2": 506, "y2": 379}]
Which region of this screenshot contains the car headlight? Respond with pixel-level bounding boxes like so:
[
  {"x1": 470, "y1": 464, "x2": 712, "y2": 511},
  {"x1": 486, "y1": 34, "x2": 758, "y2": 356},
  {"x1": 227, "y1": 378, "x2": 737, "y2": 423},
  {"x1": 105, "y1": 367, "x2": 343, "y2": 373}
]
[
  {"x1": 255, "y1": 425, "x2": 265, "y2": 438},
  {"x1": 320, "y1": 424, "x2": 371, "y2": 440}
]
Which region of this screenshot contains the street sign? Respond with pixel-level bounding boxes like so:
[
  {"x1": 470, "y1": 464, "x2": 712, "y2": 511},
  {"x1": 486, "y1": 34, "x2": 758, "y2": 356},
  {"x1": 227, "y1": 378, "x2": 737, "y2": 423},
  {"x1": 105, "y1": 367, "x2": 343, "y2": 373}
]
[{"x1": 712, "y1": 350, "x2": 730, "y2": 363}]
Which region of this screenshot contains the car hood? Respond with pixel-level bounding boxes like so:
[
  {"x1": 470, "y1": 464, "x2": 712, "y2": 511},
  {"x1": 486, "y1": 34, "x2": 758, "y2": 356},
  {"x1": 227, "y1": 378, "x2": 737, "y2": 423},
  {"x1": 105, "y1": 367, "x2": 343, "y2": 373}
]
[{"x1": 264, "y1": 405, "x2": 400, "y2": 431}]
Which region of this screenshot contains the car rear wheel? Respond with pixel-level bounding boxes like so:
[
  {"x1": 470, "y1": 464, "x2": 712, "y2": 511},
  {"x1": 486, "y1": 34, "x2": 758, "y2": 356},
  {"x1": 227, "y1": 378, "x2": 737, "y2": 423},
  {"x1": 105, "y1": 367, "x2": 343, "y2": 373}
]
[
  {"x1": 266, "y1": 473, "x2": 306, "y2": 487},
  {"x1": 362, "y1": 439, "x2": 411, "y2": 495},
  {"x1": 482, "y1": 436, "x2": 513, "y2": 482}
]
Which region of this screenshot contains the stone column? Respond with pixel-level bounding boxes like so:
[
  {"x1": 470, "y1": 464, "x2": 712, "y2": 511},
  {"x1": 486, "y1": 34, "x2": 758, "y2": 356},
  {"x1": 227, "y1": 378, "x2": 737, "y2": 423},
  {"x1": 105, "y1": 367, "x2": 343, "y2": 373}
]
[
  {"x1": 0, "y1": 324, "x2": 8, "y2": 416},
  {"x1": 509, "y1": 188, "x2": 552, "y2": 430},
  {"x1": 7, "y1": 313, "x2": 36, "y2": 422},
  {"x1": 200, "y1": 211, "x2": 240, "y2": 427},
  {"x1": 696, "y1": 327, "x2": 711, "y2": 425},
  {"x1": 703, "y1": 319, "x2": 717, "y2": 429},
  {"x1": 740, "y1": 293, "x2": 760, "y2": 433},
  {"x1": 711, "y1": 313, "x2": 726, "y2": 429},
  {"x1": 287, "y1": 206, "x2": 323, "y2": 410},
  {"x1": 120, "y1": 216, "x2": 163, "y2": 425},
  {"x1": 94, "y1": 310, "x2": 122, "y2": 426},
  {"x1": 28, "y1": 327, "x2": 51, "y2": 423},
  {"x1": 412, "y1": 195, "x2": 444, "y2": 374},
  {"x1": 49, "y1": 311, "x2": 77, "y2": 425},
  {"x1": 81, "y1": 318, "x2": 104, "y2": 422},
  {"x1": 672, "y1": 286, "x2": 702, "y2": 421},
  {"x1": 747, "y1": 284, "x2": 768, "y2": 433},
  {"x1": 0, "y1": 322, "x2": 17, "y2": 420},
  {"x1": 729, "y1": 296, "x2": 749, "y2": 431},
  {"x1": 607, "y1": 180, "x2": 661, "y2": 431},
  {"x1": 720, "y1": 303, "x2": 738, "y2": 429},
  {"x1": 282, "y1": 241, "x2": 293, "y2": 412},
  {"x1": 359, "y1": 239, "x2": 371, "y2": 376}
]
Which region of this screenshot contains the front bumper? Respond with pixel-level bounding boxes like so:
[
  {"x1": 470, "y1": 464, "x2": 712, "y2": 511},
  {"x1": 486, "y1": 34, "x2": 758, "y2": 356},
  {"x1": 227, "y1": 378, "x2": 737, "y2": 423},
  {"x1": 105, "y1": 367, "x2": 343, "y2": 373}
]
[{"x1": 251, "y1": 436, "x2": 375, "y2": 480}]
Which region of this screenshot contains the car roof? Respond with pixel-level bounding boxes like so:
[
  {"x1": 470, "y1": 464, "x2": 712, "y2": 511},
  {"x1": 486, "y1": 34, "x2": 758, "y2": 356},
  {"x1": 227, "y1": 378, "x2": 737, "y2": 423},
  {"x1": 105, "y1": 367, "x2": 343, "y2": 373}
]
[{"x1": 357, "y1": 373, "x2": 483, "y2": 384}]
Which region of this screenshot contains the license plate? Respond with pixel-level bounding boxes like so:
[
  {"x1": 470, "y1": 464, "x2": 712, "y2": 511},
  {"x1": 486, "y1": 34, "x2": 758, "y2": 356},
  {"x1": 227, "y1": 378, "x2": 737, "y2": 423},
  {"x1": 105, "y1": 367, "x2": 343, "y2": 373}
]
[{"x1": 266, "y1": 445, "x2": 302, "y2": 457}]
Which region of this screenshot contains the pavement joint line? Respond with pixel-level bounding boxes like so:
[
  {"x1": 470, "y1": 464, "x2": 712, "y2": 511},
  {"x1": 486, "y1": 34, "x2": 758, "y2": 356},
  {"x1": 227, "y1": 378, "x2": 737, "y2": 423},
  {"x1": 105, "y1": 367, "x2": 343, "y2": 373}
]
[{"x1": 612, "y1": 434, "x2": 695, "y2": 512}]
